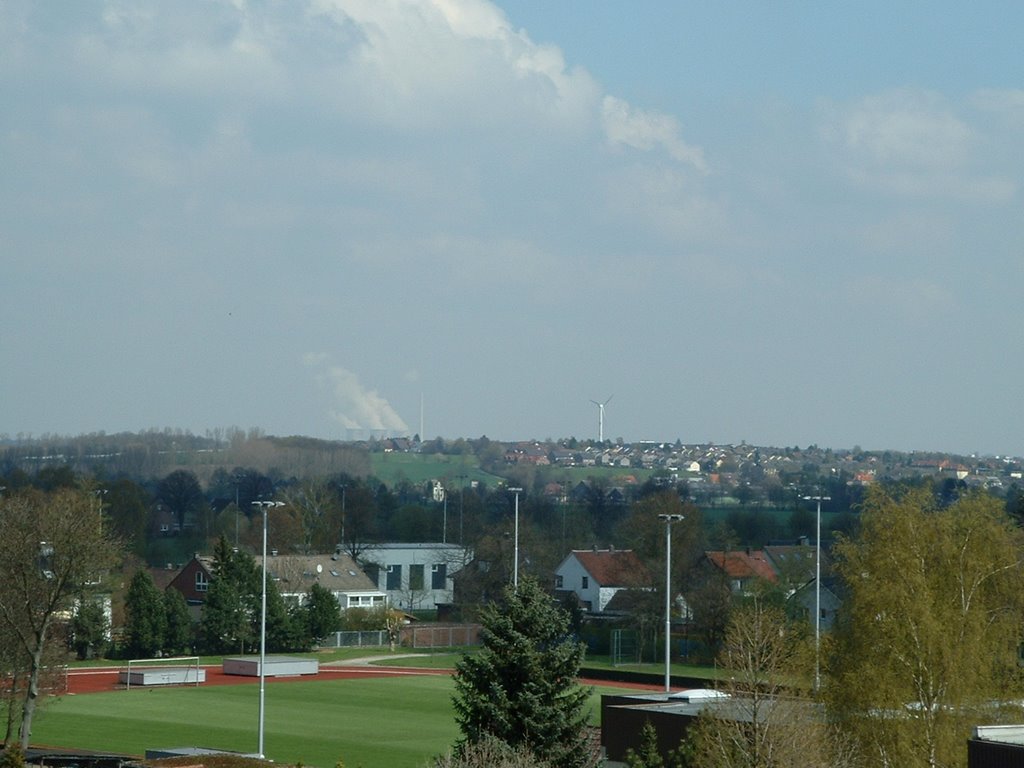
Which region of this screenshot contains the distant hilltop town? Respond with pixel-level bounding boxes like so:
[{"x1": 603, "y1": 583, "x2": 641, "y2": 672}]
[{"x1": 1, "y1": 429, "x2": 1020, "y2": 497}]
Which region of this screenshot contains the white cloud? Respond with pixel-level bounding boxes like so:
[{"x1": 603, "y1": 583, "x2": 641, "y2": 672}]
[
  {"x1": 306, "y1": 357, "x2": 409, "y2": 433},
  {"x1": 602, "y1": 95, "x2": 707, "y2": 172},
  {"x1": 841, "y1": 90, "x2": 970, "y2": 169},
  {"x1": 820, "y1": 89, "x2": 1015, "y2": 202},
  {"x1": 971, "y1": 88, "x2": 1024, "y2": 126}
]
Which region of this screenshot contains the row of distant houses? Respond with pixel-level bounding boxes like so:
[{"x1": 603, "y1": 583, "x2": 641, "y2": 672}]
[
  {"x1": 553, "y1": 541, "x2": 837, "y2": 631},
  {"x1": 154, "y1": 543, "x2": 472, "y2": 619},
  {"x1": 153, "y1": 538, "x2": 837, "y2": 635}
]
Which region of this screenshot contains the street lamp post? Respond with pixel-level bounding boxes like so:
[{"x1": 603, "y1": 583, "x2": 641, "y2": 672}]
[
  {"x1": 457, "y1": 474, "x2": 467, "y2": 544},
  {"x1": 802, "y1": 493, "x2": 830, "y2": 692},
  {"x1": 658, "y1": 513, "x2": 684, "y2": 693},
  {"x1": 509, "y1": 487, "x2": 523, "y2": 589},
  {"x1": 338, "y1": 484, "x2": 347, "y2": 551},
  {"x1": 94, "y1": 488, "x2": 107, "y2": 534},
  {"x1": 252, "y1": 499, "x2": 284, "y2": 759}
]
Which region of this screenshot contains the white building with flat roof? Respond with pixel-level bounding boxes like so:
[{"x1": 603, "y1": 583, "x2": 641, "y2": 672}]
[{"x1": 358, "y1": 543, "x2": 471, "y2": 611}]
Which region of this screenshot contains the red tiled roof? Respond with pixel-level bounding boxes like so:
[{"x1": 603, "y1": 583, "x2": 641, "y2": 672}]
[
  {"x1": 572, "y1": 549, "x2": 648, "y2": 587},
  {"x1": 705, "y1": 550, "x2": 778, "y2": 582}
]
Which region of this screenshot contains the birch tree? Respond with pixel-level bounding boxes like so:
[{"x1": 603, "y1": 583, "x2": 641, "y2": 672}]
[{"x1": 828, "y1": 487, "x2": 1024, "y2": 768}]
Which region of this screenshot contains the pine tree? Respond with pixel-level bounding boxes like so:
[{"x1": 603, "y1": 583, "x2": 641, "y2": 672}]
[
  {"x1": 124, "y1": 570, "x2": 167, "y2": 657},
  {"x1": 625, "y1": 721, "x2": 665, "y2": 768},
  {"x1": 305, "y1": 582, "x2": 341, "y2": 643},
  {"x1": 452, "y1": 577, "x2": 594, "y2": 768},
  {"x1": 69, "y1": 597, "x2": 109, "y2": 660},
  {"x1": 162, "y1": 588, "x2": 192, "y2": 655}
]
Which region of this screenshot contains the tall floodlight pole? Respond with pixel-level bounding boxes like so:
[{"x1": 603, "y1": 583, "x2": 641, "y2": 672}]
[
  {"x1": 457, "y1": 474, "x2": 467, "y2": 545},
  {"x1": 802, "y1": 493, "x2": 830, "y2": 692},
  {"x1": 509, "y1": 487, "x2": 523, "y2": 589},
  {"x1": 658, "y1": 513, "x2": 685, "y2": 693},
  {"x1": 252, "y1": 499, "x2": 285, "y2": 759},
  {"x1": 94, "y1": 488, "x2": 107, "y2": 533},
  {"x1": 338, "y1": 484, "x2": 347, "y2": 552}
]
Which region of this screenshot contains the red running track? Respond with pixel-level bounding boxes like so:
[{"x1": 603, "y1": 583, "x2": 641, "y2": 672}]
[
  {"x1": 65, "y1": 664, "x2": 449, "y2": 695},
  {"x1": 65, "y1": 665, "x2": 663, "y2": 695}
]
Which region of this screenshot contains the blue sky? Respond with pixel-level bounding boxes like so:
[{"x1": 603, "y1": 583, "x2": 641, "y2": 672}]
[{"x1": 2, "y1": 1, "x2": 1023, "y2": 455}]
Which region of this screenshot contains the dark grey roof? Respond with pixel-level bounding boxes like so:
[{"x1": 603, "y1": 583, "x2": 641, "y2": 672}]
[{"x1": 264, "y1": 553, "x2": 381, "y2": 595}]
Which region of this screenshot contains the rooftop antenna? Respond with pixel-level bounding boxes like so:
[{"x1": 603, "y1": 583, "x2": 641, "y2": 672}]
[{"x1": 590, "y1": 395, "x2": 613, "y2": 443}]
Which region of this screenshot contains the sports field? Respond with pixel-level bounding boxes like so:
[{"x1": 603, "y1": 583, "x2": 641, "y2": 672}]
[{"x1": 30, "y1": 663, "x2": 648, "y2": 768}]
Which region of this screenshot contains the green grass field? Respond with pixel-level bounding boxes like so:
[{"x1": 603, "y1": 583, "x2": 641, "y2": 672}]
[
  {"x1": 369, "y1": 453, "x2": 497, "y2": 487},
  {"x1": 33, "y1": 676, "x2": 458, "y2": 768},
  {"x1": 30, "y1": 674, "x2": 642, "y2": 768}
]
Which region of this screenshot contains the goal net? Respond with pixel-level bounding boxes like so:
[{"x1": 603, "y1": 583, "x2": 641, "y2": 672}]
[{"x1": 121, "y1": 656, "x2": 203, "y2": 690}]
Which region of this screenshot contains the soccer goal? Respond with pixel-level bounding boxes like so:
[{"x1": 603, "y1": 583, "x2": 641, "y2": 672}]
[
  {"x1": 610, "y1": 629, "x2": 638, "y2": 667},
  {"x1": 120, "y1": 656, "x2": 204, "y2": 690}
]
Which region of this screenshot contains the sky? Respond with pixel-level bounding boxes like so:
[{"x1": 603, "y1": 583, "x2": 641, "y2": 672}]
[{"x1": 2, "y1": 1, "x2": 1023, "y2": 456}]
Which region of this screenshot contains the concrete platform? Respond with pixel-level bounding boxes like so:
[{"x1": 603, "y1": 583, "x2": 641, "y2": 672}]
[
  {"x1": 222, "y1": 655, "x2": 319, "y2": 677},
  {"x1": 118, "y1": 667, "x2": 206, "y2": 687}
]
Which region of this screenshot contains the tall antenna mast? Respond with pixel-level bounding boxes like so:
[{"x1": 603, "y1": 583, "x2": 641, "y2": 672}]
[
  {"x1": 419, "y1": 392, "x2": 425, "y2": 442},
  {"x1": 590, "y1": 395, "x2": 613, "y2": 443}
]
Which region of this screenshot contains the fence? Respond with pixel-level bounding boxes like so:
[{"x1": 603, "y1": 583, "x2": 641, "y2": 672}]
[
  {"x1": 321, "y1": 630, "x2": 388, "y2": 648},
  {"x1": 400, "y1": 623, "x2": 480, "y2": 649},
  {"x1": 320, "y1": 624, "x2": 481, "y2": 650}
]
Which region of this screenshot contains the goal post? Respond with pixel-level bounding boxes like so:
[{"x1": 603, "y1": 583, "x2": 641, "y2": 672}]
[{"x1": 122, "y1": 656, "x2": 202, "y2": 690}]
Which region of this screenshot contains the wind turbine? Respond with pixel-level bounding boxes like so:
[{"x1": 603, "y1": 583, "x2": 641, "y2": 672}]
[{"x1": 590, "y1": 395, "x2": 613, "y2": 443}]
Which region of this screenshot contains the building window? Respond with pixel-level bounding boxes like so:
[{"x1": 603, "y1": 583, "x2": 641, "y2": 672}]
[
  {"x1": 582, "y1": 576, "x2": 589, "y2": 589},
  {"x1": 555, "y1": 575, "x2": 564, "y2": 588},
  {"x1": 431, "y1": 563, "x2": 447, "y2": 590},
  {"x1": 195, "y1": 571, "x2": 209, "y2": 592},
  {"x1": 410, "y1": 564, "x2": 425, "y2": 591},
  {"x1": 386, "y1": 564, "x2": 402, "y2": 590},
  {"x1": 364, "y1": 563, "x2": 380, "y2": 588}
]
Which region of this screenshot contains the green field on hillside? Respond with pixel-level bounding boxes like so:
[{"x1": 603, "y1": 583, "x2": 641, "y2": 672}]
[{"x1": 369, "y1": 453, "x2": 499, "y2": 487}]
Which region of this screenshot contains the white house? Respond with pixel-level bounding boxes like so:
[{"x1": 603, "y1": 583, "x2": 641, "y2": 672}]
[
  {"x1": 265, "y1": 552, "x2": 387, "y2": 611},
  {"x1": 554, "y1": 548, "x2": 648, "y2": 614},
  {"x1": 360, "y1": 543, "x2": 471, "y2": 611}
]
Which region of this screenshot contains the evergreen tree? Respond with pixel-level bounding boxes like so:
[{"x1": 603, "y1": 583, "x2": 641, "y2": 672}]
[
  {"x1": 69, "y1": 597, "x2": 109, "y2": 660},
  {"x1": 305, "y1": 582, "x2": 341, "y2": 643},
  {"x1": 201, "y1": 537, "x2": 260, "y2": 653},
  {"x1": 123, "y1": 571, "x2": 167, "y2": 657},
  {"x1": 264, "y1": 576, "x2": 301, "y2": 652},
  {"x1": 452, "y1": 577, "x2": 594, "y2": 768},
  {"x1": 201, "y1": 571, "x2": 252, "y2": 653},
  {"x1": 625, "y1": 721, "x2": 664, "y2": 768},
  {"x1": 162, "y1": 589, "x2": 192, "y2": 655}
]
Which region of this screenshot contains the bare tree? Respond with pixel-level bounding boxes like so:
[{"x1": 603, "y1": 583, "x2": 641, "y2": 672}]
[
  {"x1": 692, "y1": 595, "x2": 858, "y2": 768},
  {"x1": 0, "y1": 488, "x2": 120, "y2": 747},
  {"x1": 281, "y1": 479, "x2": 340, "y2": 554}
]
